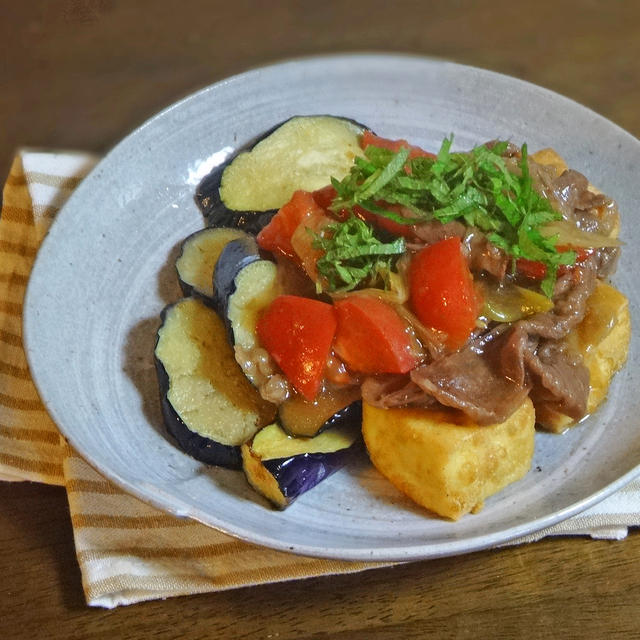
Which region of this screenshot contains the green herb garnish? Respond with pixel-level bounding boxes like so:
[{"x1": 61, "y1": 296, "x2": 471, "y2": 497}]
[
  {"x1": 312, "y1": 216, "x2": 405, "y2": 292},
  {"x1": 330, "y1": 137, "x2": 576, "y2": 296}
]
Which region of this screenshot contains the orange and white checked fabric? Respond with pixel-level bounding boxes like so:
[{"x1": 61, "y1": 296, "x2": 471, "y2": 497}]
[{"x1": 1, "y1": 151, "x2": 639, "y2": 607}]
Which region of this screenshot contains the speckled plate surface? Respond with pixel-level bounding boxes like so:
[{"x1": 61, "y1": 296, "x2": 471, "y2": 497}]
[{"x1": 23, "y1": 54, "x2": 639, "y2": 561}]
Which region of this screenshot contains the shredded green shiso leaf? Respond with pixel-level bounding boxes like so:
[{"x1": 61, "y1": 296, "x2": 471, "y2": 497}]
[
  {"x1": 312, "y1": 216, "x2": 405, "y2": 293},
  {"x1": 329, "y1": 137, "x2": 576, "y2": 296}
]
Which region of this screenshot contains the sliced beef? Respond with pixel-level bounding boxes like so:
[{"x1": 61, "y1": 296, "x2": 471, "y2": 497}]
[
  {"x1": 590, "y1": 246, "x2": 620, "y2": 279},
  {"x1": 547, "y1": 169, "x2": 591, "y2": 218},
  {"x1": 535, "y1": 166, "x2": 620, "y2": 237},
  {"x1": 528, "y1": 159, "x2": 561, "y2": 202},
  {"x1": 410, "y1": 220, "x2": 465, "y2": 245},
  {"x1": 468, "y1": 322, "x2": 511, "y2": 353},
  {"x1": 498, "y1": 324, "x2": 536, "y2": 388},
  {"x1": 410, "y1": 347, "x2": 529, "y2": 425},
  {"x1": 462, "y1": 227, "x2": 509, "y2": 279},
  {"x1": 525, "y1": 341, "x2": 590, "y2": 422},
  {"x1": 485, "y1": 140, "x2": 522, "y2": 158},
  {"x1": 496, "y1": 325, "x2": 589, "y2": 424},
  {"x1": 361, "y1": 374, "x2": 436, "y2": 409},
  {"x1": 517, "y1": 259, "x2": 596, "y2": 340}
]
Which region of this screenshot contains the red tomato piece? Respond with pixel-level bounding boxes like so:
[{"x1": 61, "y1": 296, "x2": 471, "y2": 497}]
[
  {"x1": 256, "y1": 295, "x2": 337, "y2": 401},
  {"x1": 290, "y1": 209, "x2": 333, "y2": 282},
  {"x1": 516, "y1": 247, "x2": 592, "y2": 281},
  {"x1": 515, "y1": 257, "x2": 547, "y2": 280},
  {"x1": 409, "y1": 237, "x2": 478, "y2": 350},
  {"x1": 333, "y1": 296, "x2": 419, "y2": 374},
  {"x1": 257, "y1": 190, "x2": 326, "y2": 259},
  {"x1": 353, "y1": 204, "x2": 416, "y2": 239},
  {"x1": 311, "y1": 184, "x2": 338, "y2": 211},
  {"x1": 312, "y1": 190, "x2": 416, "y2": 238},
  {"x1": 361, "y1": 130, "x2": 436, "y2": 160},
  {"x1": 311, "y1": 175, "x2": 415, "y2": 238}
]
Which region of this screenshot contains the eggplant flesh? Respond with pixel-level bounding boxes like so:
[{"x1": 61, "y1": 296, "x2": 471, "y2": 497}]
[
  {"x1": 195, "y1": 115, "x2": 368, "y2": 231},
  {"x1": 154, "y1": 298, "x2": 276, "y2": 468},
  {"x1": 175, "y1": 227, "x2": 250, "y2": 302},
  {"x1": 241, "y1": 422, "x2": 361, "y2": 508}
]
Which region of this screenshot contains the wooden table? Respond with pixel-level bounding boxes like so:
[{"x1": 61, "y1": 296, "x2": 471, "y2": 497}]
[{"x1": 2, "y1": 1, "x2": 639, "y2": 637}]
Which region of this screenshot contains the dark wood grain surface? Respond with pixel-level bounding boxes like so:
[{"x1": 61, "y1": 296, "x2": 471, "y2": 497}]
[{"x1": 2, "y1": 1, "x2": 640, "y2": 638}]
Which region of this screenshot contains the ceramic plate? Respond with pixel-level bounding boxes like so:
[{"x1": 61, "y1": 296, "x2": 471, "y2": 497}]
[{"x1": 23, "y1": 54, "x2": 640, "y2": 561}]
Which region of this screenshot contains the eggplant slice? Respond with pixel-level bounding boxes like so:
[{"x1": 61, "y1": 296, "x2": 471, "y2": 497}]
[
  {"x1": 278, "y1": 385, "x2": 362, "y2": 438},
  {"x1": 213, "y1": 238, "x2": 282, "y2": 352},
  {"x1": 155, "y1": 298, "x2": 276, "y2": 468},
  {"x1": 176, "y1": 227, "x2": 250, "y2": 302},
  {"x1": 195, "y1": 115, "x2": 368, "y2": 231},
  {"x1": 242, "y1": 422, "x2": 361, "y2": 509}
]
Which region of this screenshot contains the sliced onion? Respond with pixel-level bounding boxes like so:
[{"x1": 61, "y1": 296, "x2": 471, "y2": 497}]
[
  {"x1": 482, "y1": 280, "x2": 553, "y2": 323},
  {"x1": 540, "y1": 220, "x2": 622, "y2": 248},
  {"x1": 328, "y1": 268, "x2": 410, "y2": 305}
]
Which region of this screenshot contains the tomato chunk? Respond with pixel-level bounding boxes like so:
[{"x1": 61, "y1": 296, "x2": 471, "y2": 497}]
[
  {"x1": 515, "y1": 257, "x2": 547, "y2": 280},
  {"x1": 353, "y1": 204, "x2": 416, "y2": 239},
  {"x1": 516, "y1": 247, "x2": 592, "y2": 281},
  {"x1": 257, "y1": 191, "x2": 326, "y2": 260},
  {"x1": 361, "y1": 131, "x2": 436, "y2": 160},
  {"x1": 333, "y1": 296, "x2": 418, "y2": 374},
  {"x1": 409, "y1": 237, "x2": 478, "y2": 350},
  {"x1": 311, "y1": 184, "x2": 338, "y2": 211},
  {"x1": 312, "y1": 181, "x2": 415, "y2": 238},
  {"x1": 256, "y1": 295, "x2": 337, "y2": 401}
]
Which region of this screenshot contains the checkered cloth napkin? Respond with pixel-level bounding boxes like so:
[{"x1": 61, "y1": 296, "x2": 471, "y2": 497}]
[{"x1": 1, "y1": 150, "x2": 639, "y2": 608}]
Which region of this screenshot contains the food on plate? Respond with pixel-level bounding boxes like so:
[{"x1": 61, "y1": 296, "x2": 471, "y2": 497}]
[
  {"x1": 156, "y1": 115, "x2": 628, "y2": 518},
  {"x1": 154, "y1": 298, "x2": 276, "y2": 469},
  {"x1": 242, "y1": 421, "x2": 361, "y2": 509},
  {"x1": 362, "y1": 398, "x2": 535, "y2": 520}
]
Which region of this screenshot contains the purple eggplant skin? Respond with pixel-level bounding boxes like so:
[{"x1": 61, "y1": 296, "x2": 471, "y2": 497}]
[
  {"x1": 154, "y1": 343, "x2": 242, "y2": 469},
  {"x1": 263, "y1": 445, "x2": 360, "y2": 503},
  {"x1": 324, "y1": 400, "x2": 362, "y2": 432},
  {"x1": 194, "y1": 162, "x2": 226, "y2": 221},
  {"x1": 208, "y1": 209, "x2": 277, "y2": 235},
  {"x1": 212, "y1": 236, "x2": 264, "y2": 342}
]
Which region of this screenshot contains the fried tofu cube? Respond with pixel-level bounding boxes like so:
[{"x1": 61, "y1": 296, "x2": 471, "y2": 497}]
[
  {"x1": 362, "y1": 398, "x2": 535, "y2": 520},
  {"x1": 530, "y1": 148, "x2": 568, "y2": 176}
]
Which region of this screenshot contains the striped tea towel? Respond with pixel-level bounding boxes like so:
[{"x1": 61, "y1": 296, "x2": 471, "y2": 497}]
[{"x1": 1, "y1": 150, "x2": 639, "y2": 609}]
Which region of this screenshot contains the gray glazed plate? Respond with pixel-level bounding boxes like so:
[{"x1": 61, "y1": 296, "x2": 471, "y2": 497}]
[{"x1": 23, "y1": 54, "x2": 639, "y2": 561}]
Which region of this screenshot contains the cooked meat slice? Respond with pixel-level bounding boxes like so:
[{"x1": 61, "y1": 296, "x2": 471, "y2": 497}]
[
  {"x1": 361, "y1": 374, "x2": 435, "y2": 409},
  {"x1": 526, "y1": 341, "x2": 590, "y2": 422},
  {"x1": 410, "y1": 347, "x2": 529, "y2": 425},
  {"x1": 518, "y1": 260, "x2": 597, "y2": 340},
  {"x1": 410, "y1": 220, "x2": 465, "y2": 246},
  {"x1": 462, "y1": 227, "x2": 508, "y2": 279}
]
